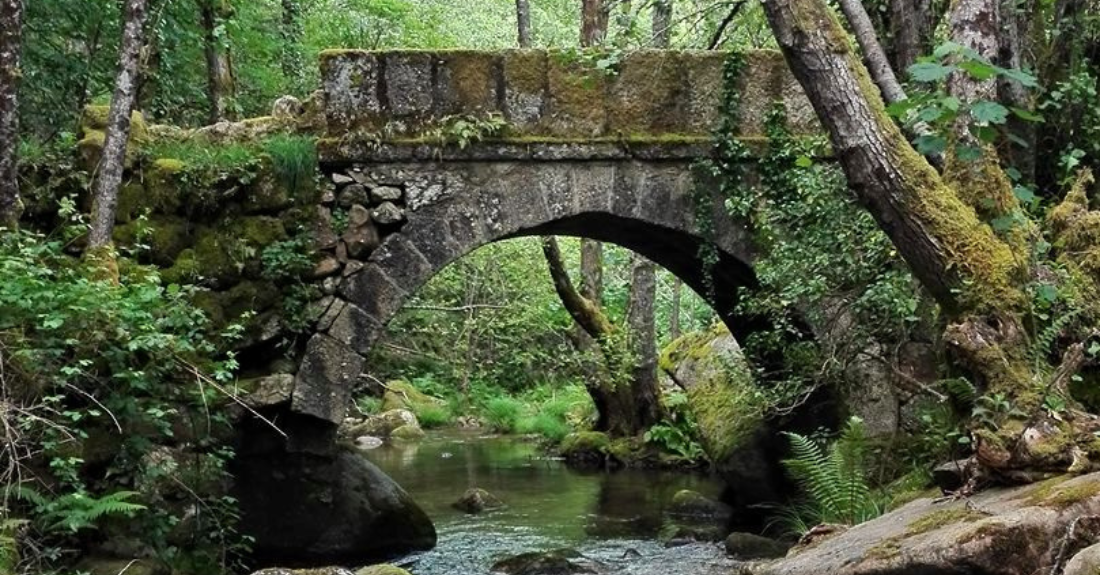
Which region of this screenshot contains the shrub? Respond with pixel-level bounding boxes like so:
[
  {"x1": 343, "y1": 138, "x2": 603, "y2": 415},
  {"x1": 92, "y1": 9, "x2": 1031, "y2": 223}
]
[
  {"x1": 413, "y1": 403, "x2": 454, "y2": 429},
  {"x1": 483, "y1": 397, "x2": 523, "y2": 433},
  {"x1": 517, "y1": 412, "x2": 571, "y2": 443}
]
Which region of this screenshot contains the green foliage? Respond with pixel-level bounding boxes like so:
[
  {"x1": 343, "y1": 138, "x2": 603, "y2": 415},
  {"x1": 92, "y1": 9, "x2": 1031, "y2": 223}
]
[
  {"x1": 0, "y1": 230, "x2": 248, "y2": 573},
  {"x1": 777, "y1": 417, "x2": 883, "y2": 534},
  {"x1": 424, "y1": 114, "x2": 508, "y2": 150},
  {"x1": 1041, "y1": 71, "x2": 1100, "y2": 183},
  {"x1": 644, "y1": 391, "x2": 706, "y2": 461},
  {"x1": 483, "y1": 397, "x2": 524, "y2": 433},
  {"x1": 412, "y1": 402, "x2": 455, "y2": 429},
  {"x1": 264, "y1": 135, "x2": 318, "y2": 197},
  {"x1": 357, "y1": 396, "x2": 383, "y2": 415}
]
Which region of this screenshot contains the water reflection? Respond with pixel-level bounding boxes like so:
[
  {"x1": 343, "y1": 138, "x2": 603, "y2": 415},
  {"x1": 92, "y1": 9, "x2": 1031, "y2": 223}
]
[{"x1": 364, "y1": 430, "x2": 738, "y2": 575}]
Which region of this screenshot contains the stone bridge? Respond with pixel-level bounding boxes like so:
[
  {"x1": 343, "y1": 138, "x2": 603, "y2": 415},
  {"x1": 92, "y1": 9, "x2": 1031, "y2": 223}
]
[{"x1": 290, "y1": 49, "x2": 822, "y2": 426}]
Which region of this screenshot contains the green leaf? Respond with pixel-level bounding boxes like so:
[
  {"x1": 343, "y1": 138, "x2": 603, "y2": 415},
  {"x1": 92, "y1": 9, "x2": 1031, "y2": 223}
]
[
  {"x1": 795, "y1": 156, "x2": 814, "y2": 168},
  {"x1": 956, "y1": 145, "x2": 983, "y2": 161},
  {"x1": 914, "y1": 135, "x2": 947, "y2": 155},
  {"x1": 908, "y1": 62, "x2": 955, "y2": 83},
  {"x1": 971, "y1": 101, "x2": 1009, "y2": 124},
  {"x1": 959, "y1": 60, "x2": 998, "y2": 81},
  {"x1": 1001, "y1": 68, "x2": 1040, "y2": 88},
  {"x1": 1010, "y1": 107, "x2": 1043, "y2": 122},
  {"x1": 1013, "y1": 185, "x2": 1036, "y2": 204}
]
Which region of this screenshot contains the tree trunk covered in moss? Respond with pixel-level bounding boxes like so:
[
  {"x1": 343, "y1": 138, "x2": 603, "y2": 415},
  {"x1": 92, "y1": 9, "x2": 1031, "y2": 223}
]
[
  {"x1": 761, "y1": 0, "x2": 1100, "y2": 477},
  {"x1": 199, "y1": 0, "x2": 235, "y2": 123},
  {"x1": 541, "y1": 237, "x2": 662, "y2": 436},
  {"x1": 0, "y1": 0, "x2": 22, "y2": 231},
  {"x1": 88, "y1": 0, "x2": 148, "y2": 251}
]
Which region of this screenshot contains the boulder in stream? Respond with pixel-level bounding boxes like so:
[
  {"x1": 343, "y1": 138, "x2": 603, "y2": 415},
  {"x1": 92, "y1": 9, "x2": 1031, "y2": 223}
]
[
  {"x1": 668, "y1": 489, "x2": 733, "y2": 521},
  {"x1": 751, "y1": 472, "x2": 1100, "y2": 575},
  {"x1": 342, "y1": 409, "x2": 420, "y2": 439},
  {"x1": 453, "y1": 487, "x2": 506, "y2": 514},
  {"x1": 234, "y1": 448, "x2": 436, "y2": 566},
  {"x1": 355, "y1": 566, "x2": 413, "y2": 575},
  {"x1": 491, "y1": 548, "x2": 602, "y2": 575},
  {"x1": 724, "y1": 532, "x2": 790, "y2": 559}
]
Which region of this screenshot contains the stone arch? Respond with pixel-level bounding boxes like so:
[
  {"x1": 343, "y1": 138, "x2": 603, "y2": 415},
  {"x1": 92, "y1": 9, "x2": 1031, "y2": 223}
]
[{"x1": 291, "y1": 155, "x2": 765, "y2": 425}]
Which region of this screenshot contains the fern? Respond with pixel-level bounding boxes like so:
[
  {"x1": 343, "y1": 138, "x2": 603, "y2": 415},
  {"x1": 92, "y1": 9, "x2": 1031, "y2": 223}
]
[
  {"x1": 942, "y1": 377, "x2": 978, "y2": 405},
  {"x1": 778, "y1": 417, "x2": 882, "y2": 533},
  {"x1": 16, "y1": 488, "x2": 145, "y2": 533},
  {"x1": 1030, "y1": 308, "x2": 1082, "y2": 369}
]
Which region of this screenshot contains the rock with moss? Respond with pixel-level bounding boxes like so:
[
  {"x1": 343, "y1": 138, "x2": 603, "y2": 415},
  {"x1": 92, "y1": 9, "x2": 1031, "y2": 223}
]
[
  {"x1": 559, "y1": 431, "x2": 613, "y2": 468},
  {"x1": 381, "y1": 380, "x2": 447, "y2": 413},
  {"x1": 452, "y1": 487, "x2": 505, "y2": 514},
  {"x1": 668, "y1": 489, "x2": 733, "y2": 521},
  {"x1": 342, "y1": 409, "x2": 420, "y2": 439},
  {"x1": 756, "y1": 472, "x2": 1100, "y2": 575},
  {"x1": 354, "y1": 566, "x2": 411, "y2": 575},
  {"x1": 724, "y1": 532, "x2": 789, "y2": 559},
  {"x1": 250, "y1": 568, "x2": 356, "y2": 575},
  {"x1": 1064, "y1": 542, "x2": 1100, "y2": 575}
]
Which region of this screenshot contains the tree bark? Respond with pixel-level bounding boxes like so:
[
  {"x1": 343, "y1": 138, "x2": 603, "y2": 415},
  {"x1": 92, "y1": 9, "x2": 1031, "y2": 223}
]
[
  {"x1": 516, "y1": 0, "x2": 532, "y2": 47},
  {"x1": 281, "y1": 0, "x2": 305, "y2": 92},
  {"x1": 542, "y1": 237, "x2": 615, "y2": 338},
  {"x1": 0, "y1": 0, "x2": 23, "y2": 230},
  {"x1": 651, "y1": 0, "x2": 672, "y2": 47},
  {"x1": 836, "y1": 0, "x2": 907, "y2": 104},
  {"x1": 199, "y1": 0, "x2": 235, "y2": 123},
  {"x1": 88, "y1": 0, "x2": 148, "y2": 251},
  {"x1": 580, "y1": 239, "x2": 603, "y2": 303},
  {"x1": 670, "y1": 278, "x2": 682, "y2": 340},
  {"x1": 760, "y1": 0, "x2": 1023, "y2": 315},
  {"x1": 581, "y1": 0, "x2": 610, "y2": 46},
  {"x1": 890, "y1": 0, "x2": 932, "y2": 72},
  {"x1": 626, "y1": 256, "x2": 663, "y2": 430}
]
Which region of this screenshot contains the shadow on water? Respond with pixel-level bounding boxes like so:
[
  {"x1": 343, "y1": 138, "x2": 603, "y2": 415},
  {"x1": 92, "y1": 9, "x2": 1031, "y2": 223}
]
[{"x1": 364, "y1": 429, "x2": 740, "y2": 575}]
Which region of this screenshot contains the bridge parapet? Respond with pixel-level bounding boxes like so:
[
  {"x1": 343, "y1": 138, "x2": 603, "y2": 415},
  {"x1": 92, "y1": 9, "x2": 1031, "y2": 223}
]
[{"x1": 319, "y1": 49, "x2": 819, "y2": 146}]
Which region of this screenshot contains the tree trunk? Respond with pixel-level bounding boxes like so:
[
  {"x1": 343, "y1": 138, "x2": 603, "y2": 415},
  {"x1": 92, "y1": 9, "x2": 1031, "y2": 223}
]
[
  {"x1": 651, "y1": 0, "x2": 672, "y2": 47},
  {"x1": 670, "y1": 278, "x2": 682, "y2": 340},
  {"x1": 836, "y1": 0, "x2": 907, "y2": 104},
  {"x1": 762, "y1": 0, "x2": 1100, "y2": 477},
  {"x1": 87, "y1": 0, "x2": 148, "y2": 252},
  {"x1": 890, "y1": 0, "x2": 931, "y2": 71},
  {"x1": 281, "y1": 0, "x2": 305, "y2": 92},
  {"x1": 199, "y1": 0, "x2": 235, "y2": 123},
  {"x1": 581, "y1": 0, "x2": 610, "y2": 46},
  {"x1": 0, "y1": 0, "x2": 23, "y2": 230},
  {"x1": 516, "y1": 0, "x2": 532, "y2": 47},
  {"x1": 541, "y1": 238, "x2": 660, "y2": 436},
  {"x1": 626, "y1": 256, "x2": 663, "y2": 431}
]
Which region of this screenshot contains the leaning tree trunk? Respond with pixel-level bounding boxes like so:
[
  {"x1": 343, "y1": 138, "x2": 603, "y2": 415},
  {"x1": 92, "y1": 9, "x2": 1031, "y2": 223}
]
[
  {"x1": 889, "y1": 0, "x2": 932, "y2": 71},
  {"x1": 88, "y1": 0, "x2": 149, "y2": 253},
  {"x1": 541, "y1": 238, "x2": 661, "y2": 436},
  {"x1": 0, "y1": 0, "x2": 22, "y2": 231},
  {"x1": 760, "y1": 0, "x2": 1100, "y2": 477}
]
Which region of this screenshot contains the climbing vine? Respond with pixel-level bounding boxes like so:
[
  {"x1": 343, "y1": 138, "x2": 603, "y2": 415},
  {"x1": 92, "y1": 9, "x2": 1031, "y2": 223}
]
[{"x1": 691, "y1": 51, "x2": 753, "y2": 301}]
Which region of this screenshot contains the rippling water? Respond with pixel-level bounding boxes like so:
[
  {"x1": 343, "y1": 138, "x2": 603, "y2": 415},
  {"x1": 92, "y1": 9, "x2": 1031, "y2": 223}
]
[{"x1": 364, "y1": 430, "x2": 739, "y2": 575}]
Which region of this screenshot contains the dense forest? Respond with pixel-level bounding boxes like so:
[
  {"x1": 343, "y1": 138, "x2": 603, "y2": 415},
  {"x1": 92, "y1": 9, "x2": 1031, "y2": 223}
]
[{"x1": 2, "y1": 0, "x2": 1100, "y2": 574}]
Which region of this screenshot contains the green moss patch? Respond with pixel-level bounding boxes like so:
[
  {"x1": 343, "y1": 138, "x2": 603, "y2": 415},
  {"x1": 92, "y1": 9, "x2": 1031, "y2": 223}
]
[{"x1": 905, "y1": 507, "x2": 987, "y2": 536}]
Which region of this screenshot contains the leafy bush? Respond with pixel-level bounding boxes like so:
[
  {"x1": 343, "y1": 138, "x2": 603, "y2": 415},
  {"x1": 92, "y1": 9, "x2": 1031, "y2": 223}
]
[
  {"x1": 644, "y1": 391, "x2": 707, "y2": 461},
  {"x1": 263, "y1": 135, "x2": 317, "y2": 197},
  {"x1": 517, "y1": 412, "x2": 571, "y2": 443},
  {"x1": 357, "y1": 396, "x2": 383, "y2": 415},
  {"x1": 775, "y1": 417, "x2": 883, "y2": 534}
]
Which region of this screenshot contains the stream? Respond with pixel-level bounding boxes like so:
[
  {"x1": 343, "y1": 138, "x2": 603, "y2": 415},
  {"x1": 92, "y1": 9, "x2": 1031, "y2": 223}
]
[{"x1": 365, "y1": 429, "x2": 740, "y2": 575}]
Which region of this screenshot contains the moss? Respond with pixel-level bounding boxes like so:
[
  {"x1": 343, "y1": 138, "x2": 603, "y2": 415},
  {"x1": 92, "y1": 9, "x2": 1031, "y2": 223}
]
[
  {"x1": 391, "y1": 424, "x2": 426, "y2": 440},
  {"x1": 81, "y1": 105, "x2": 149, "y2": 143},
  {"x1": 545, "y1": 52, "x2": 608, "y2": 137},
  {"x1": 152, "y1": 158, "x2": 186, "y2": 173},
  {"x1": 606, "y1": 51, "x2": 685, "y2": 134},
  {"x1": 356, "y1": 565, "x2": 413, "y2": 575},
  {"x1": 113, "y1": 215, "x2": 192, "y2": 266},
  {"x1": 161, "y1": 248, "x2": 200, "y2": 285},
  {"x1": 239, "y1": 216, "x2": 288, "y2": 247},
  {"x1": 905, "y1": 507, "x2": 987, "y2": 536},
  {"x1": 1027, "y1": 478, "x2": 1100, "y2": 509},
  {"x1": 223, "y1": 280, "x2": 280, "y2": 318},
  {"x1": 659, "y1": 323, "x2": 729, "y2": 373},
  {"x1": 437, "y1": 51, "x2": 499, "y2": 113},
  {"x1": 863, "y1": 536, "x2": 903, "y2": 561},
  {"x1": 191, "y1": 228, "x2": 241, "y2": 285},
  {"x1": 559, "y1": 431, "x2": 611, "y2": 455},
  {"x1": 381, "y1": 379, "x2": 446, "y2": 412},
  {"x1": 503, "y1": 49, "x2": 548, "y2": 96},
  {"x1": 191, "y1": 289, "x2": 227, "y2": 327}
]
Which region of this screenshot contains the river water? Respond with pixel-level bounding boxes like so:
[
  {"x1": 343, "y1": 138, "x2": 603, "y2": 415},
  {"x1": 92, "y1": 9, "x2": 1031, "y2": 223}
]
[{"x1": 365, "y1": 429, "x2": 739, "y2": 575}]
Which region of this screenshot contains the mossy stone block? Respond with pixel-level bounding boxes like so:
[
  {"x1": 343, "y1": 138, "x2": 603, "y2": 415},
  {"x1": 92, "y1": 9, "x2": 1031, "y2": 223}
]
[
  {"x1": 607, "y1": 50, "x2": 687, "y2": 135},
  {"x1": 545, "y1": 52, "x2": 608, "y2": 137},
  {"x1": 435, "y1": 51, "x2": 501, "y2": 116}
]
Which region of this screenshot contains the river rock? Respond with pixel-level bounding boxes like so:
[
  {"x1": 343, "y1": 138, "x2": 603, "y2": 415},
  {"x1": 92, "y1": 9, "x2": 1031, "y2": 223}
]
[
  {"x1": 371, "y1": 201, "x2": 405, "y2": 225},
  {"x1": 338, "y1": 184, "x2": 371, "y2": 208},
  {"x1": 724, "y1": 532, "x2": 789, "y2": 559},
  {"x1": 1064, "y1": 542, "x2": 1100, "y2": 575},
  {"x1": 356, "y1": 566, "x2": 413, "y2": 575},
  {"x1": 343, "y1": 409, "x2": 420, "y2": 438},
  {"x1": 753, "y1": 472, "x2": 1100, "y2": 575},
  {"x1": 382, "y1": 380, "x2": 447, "y2": 412},
  {"x1": 668, "y1": 490, "x2": 732, "y2": 521},
  {"x1": 453, "y1": 487, "x2": 505, "y2": 514},
  {"x1": 391, "y1": 423, "x2": 426, "y2": 440},
  {"x1": 490, "y1": 548, "x2": 601, "y2": 575},
  {"x1": 234, "y1": 448, "x2": 436, "y2": 566},
  {"x1": 659, "y1": 325, "x2": 837, "y2": 525},
  {"x1": 252, "y1": 569, "x2": 355, "y2": 575}
]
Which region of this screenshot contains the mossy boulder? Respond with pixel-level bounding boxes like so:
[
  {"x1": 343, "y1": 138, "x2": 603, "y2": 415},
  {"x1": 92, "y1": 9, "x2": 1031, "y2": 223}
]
[
  {"x1": 342, "y1": 409, "x2": 420, "y2": 439},
  {"x1": 756, "y1": 472, "x2": 1100, "y2": 575},
  {"x1": 391, "y1": 423, "x2": 426, "y2": 440},
  {"x1": 113, "y1": 215, "x2": 192, "y2": 266},
  {"x1": 490, "y1": 548, "x2": 601, "y2": 575},
  {"x1": 77, "y1": 105, "x2": 149, "y2": 170},
  {"x1": 356, "y1": 566, "x2": 413, "y2": 575},
  {"x1": 381, "y1": 380, "x2": 447, "y2": 413},
  {"x1": 559, "y1": 431, "x2": 612, "y2": 467},
  {"x1": 668, "y1": 489, "x2": 733, "y2": 520},
  {"x1": 724, "y1": 532, "x2": 790, "y2": 559}
]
